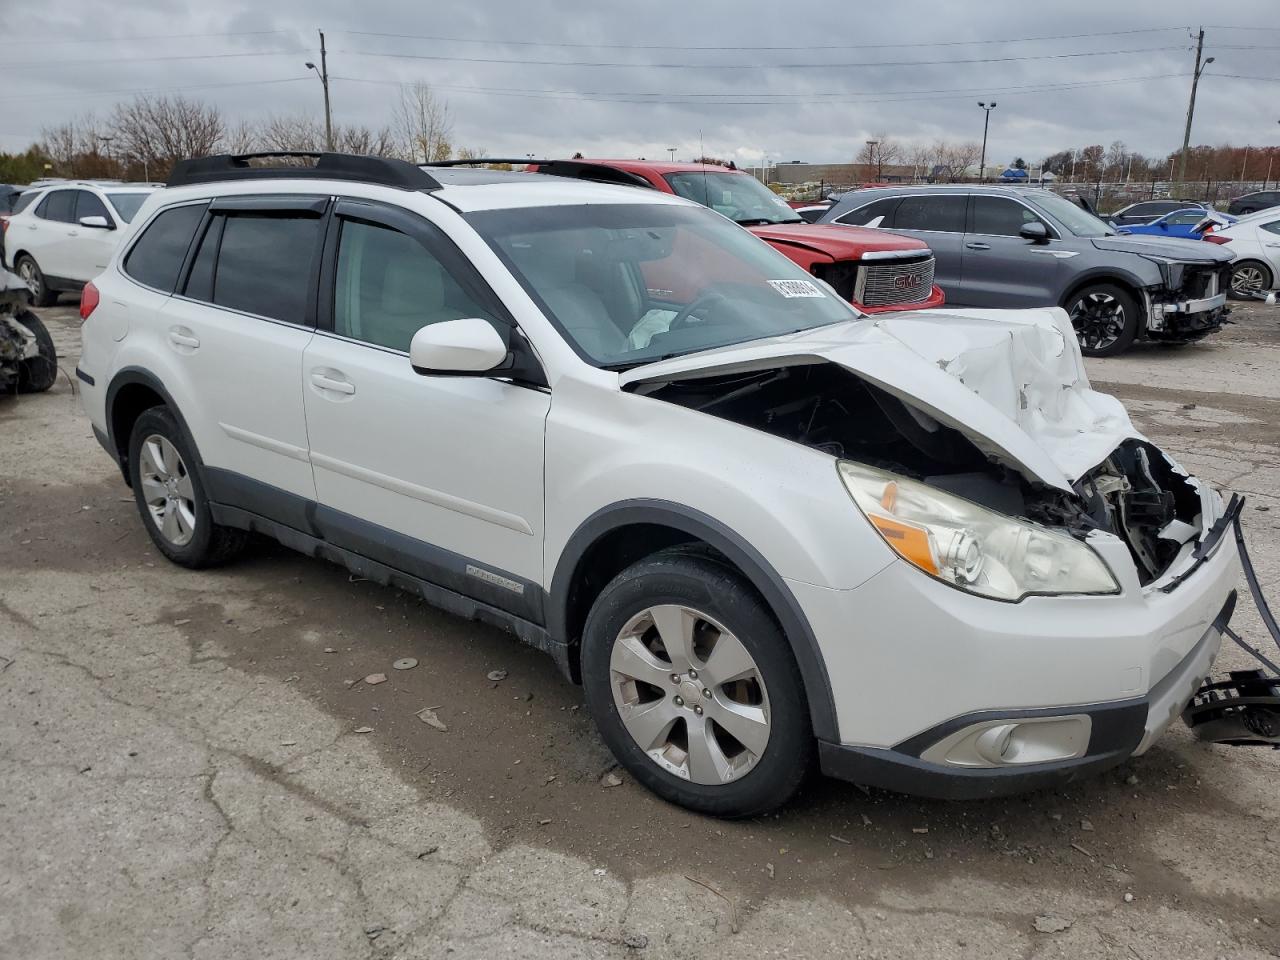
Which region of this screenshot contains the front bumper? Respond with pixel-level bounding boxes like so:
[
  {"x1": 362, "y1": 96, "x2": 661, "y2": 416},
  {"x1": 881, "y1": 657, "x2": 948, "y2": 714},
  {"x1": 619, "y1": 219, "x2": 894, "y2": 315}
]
[{"x1": 817, "y1": 593, "x2": 1233, "y2": 799}]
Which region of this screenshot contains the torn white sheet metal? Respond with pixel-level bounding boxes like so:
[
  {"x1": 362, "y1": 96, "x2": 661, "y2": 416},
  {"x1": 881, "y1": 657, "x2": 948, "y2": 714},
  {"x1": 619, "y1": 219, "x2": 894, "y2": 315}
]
[{"x1": 622, "y1": 306, "x2": 1140, "y2": 493}]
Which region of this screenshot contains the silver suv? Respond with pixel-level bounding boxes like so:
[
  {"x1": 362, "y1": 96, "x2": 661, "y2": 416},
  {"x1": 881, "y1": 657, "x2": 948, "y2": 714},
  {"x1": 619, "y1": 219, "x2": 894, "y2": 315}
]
[{"x1": 819, "y1": 185, "x2": 1233, "y2": 357}]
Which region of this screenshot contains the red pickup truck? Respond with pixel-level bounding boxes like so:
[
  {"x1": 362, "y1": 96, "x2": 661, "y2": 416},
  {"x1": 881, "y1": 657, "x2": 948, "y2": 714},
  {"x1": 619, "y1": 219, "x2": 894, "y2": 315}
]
[{"x1": 525, "y1": 159, "x2": 944, "y2": 314}]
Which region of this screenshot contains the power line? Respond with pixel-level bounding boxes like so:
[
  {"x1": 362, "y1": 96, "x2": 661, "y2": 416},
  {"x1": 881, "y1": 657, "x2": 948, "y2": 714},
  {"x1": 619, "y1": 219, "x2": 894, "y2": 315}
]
[
  {"x1": 9, "y1": 51, "x2": 299, "y2": 68},
  {"x1": 0, "y1": 76, "x2": 310, "y2": 104},
  {"x1": 5, "y1": 29, "x2": 289, "y2": 45},
  {"x1": 334, "y1": 44, "x2": 1187, "y2": 70},
  {"x1": 334, "y1": 24, "x2": 1189, "y2": 52}
]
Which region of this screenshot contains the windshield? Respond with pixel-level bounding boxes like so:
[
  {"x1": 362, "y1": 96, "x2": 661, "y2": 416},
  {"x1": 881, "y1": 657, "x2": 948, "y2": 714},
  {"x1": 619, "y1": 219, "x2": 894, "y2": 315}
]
[
  {"x1": 106, "y1": 192, "x2": 152, "y2": 223},
  {"x1": 663, "y1": 171, "x2": 803, "y2": 225},
  {"x1": 1027, "y1": 191, "x2": 1115, "y2": 238},
  {"x1": 468, "y1": 203, "x2": 857, "y2": 369}
]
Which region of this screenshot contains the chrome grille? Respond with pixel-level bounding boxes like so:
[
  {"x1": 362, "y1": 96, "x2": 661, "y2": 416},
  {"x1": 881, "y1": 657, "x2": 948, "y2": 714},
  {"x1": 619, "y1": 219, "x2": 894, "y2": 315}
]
[{"x1": 856, "y1": 256, "x2": 935, "y2": 307}]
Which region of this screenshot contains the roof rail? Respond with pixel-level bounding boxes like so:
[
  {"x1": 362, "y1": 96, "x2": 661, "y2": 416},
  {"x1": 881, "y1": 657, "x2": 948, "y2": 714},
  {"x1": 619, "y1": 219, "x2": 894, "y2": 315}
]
[
  {"x1": 425, "y1": 158, "x2": 652, "y2": 189},
  {"x1": 167, "y1": 152, "x2": 441, "y2": 191},
  {"x1": 426, "y1": 158, "x2": 543, "y2": 167}
]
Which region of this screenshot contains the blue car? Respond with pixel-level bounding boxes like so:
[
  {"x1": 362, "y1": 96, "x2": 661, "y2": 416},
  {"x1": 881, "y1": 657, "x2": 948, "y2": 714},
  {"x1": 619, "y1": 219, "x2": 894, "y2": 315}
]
[{"x1": 1118, "y1": 208, "x2": 1236, "y2": 240}]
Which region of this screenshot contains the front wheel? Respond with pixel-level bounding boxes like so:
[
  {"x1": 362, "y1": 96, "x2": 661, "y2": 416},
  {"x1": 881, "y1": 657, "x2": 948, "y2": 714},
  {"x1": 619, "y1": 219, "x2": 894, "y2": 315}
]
[
  {"x1": 580, "y1": 548, "x2": 813, "y2": 817},
  {"x1": 1066, "y1": 283, "x2": 1140, "y2": 357},
  {"x1": 14, "y1": 310, "x2": 57, "y2": 393}
]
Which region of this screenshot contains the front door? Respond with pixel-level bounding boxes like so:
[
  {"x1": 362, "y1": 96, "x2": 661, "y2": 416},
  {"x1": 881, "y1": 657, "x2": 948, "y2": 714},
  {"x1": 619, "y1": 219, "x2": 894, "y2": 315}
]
[
  {"x1": 301, "y1": 199, "x2": 549, "y2": 619},
  {"x1": 960, "y1": 195, "x2": 1064, "y2": 308},
  {"x1": 68, "y1": 190, "x2": 119, "y2": 281}
]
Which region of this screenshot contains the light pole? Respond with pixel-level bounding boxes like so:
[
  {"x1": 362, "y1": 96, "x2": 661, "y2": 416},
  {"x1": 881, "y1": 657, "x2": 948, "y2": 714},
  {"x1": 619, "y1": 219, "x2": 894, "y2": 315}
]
[
  {"x1": 865, "y1": 139, "x2": 879, "y2": 182},
  {"x1": 1177, "y1": 28, "x2": 1212, "y2": 183},
  {"x1": 978, "y1": 102, "x2": 997, "y2": 182},
  {"x1": 667, "y1": 147, "x2": 677, "y2": 162},
  {"x1": 304, "y1": 30, "x2": 333, "y2": 151}
]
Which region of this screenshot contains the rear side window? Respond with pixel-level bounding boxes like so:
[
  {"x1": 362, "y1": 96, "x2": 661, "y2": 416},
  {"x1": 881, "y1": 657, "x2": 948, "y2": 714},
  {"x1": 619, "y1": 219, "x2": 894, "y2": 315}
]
[
  {"x1": 212, "y1": 214, "x2": 321, "y2": 323},
  {"x1": 891, "y1": 195, "x2": 967, "y2": 233},
  {"x1": 834, "y1": 196, "x2": 900, "y2": 227},
  {"x1": 1261, "y1": 220, "x2": 1280, "y2": 236},
  {"x1": 37, "y1": 190, "x2": 77, "y2": 223},
  {"x1": 123, "y1": 203, "x2": 207, "y2": 293},
  {"x1": 75, "y1": 191, "x2": 110, "y2": 222},
  {"x1": 969, "y1": 197, "x2": 1047, "y2": 237}
]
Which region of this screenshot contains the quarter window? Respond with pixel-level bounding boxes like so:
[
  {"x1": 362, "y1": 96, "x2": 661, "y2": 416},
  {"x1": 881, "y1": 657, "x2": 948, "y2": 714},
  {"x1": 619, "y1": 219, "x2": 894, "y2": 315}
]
[
  {"x1": 969, "y1": 197, "x2": 1048, "y2": 237},
  {"x1": 891, "y1": 195, "x2": 967, "y2": 233},
  {"x1": 1260, "y1": 220, "x2": 1280, "y2": 236},
  {"x1": 333, "y1": 218, "x2": 502, "y2": 352},
  {"x1": 212, "y1": 214, "x2": 322, "y2": 323},
  {"x1": 123, "y1": 203, "x2": 207, "y2": 293},
  {"x1": 835, "y1": 196, "x2": 900, "y2": 227},
  {"x1": 37, "y1": 190, "x2": 76, "y2": 223}
]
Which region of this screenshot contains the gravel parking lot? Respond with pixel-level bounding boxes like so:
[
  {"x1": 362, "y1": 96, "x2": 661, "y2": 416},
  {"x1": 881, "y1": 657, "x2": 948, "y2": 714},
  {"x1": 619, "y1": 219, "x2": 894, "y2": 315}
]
[{"x1": 3, "y1": 302, "x2": 1279, "y2": 959}]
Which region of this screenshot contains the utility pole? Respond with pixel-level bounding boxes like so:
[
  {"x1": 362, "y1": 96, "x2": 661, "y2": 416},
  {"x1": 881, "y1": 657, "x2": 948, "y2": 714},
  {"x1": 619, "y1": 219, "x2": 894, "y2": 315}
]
[
  {"x1": 978, "y1": 102, "x2": 996, "y2": 183},
  {"x1": 305, "y1": 30, "x2": 334, "y2": 151},
  {"x1": 1177, "y1": 29, "x2": 1213, "y2": 183},
  {"x1": 865, "y1": 140, "x2": 879, "y2": 182}
]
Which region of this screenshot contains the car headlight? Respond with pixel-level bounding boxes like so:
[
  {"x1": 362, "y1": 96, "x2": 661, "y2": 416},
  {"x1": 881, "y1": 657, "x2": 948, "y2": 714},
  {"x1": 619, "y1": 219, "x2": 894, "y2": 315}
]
[{"x1": 837, "y1": 460, "x2": 1119, "y2": 601}]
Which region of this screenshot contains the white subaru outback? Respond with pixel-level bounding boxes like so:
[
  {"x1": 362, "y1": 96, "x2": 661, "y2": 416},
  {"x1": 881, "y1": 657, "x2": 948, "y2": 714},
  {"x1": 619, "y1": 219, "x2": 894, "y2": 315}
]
[{"x1": 76, "y1": 153, "x2": 1243, "y2": 816}]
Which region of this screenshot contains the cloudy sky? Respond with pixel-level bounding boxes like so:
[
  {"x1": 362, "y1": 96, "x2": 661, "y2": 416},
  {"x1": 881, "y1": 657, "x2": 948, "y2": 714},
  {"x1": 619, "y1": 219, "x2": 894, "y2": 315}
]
[{"x1": 5, "y1": 1, "x2": 1279, "y2": 168}]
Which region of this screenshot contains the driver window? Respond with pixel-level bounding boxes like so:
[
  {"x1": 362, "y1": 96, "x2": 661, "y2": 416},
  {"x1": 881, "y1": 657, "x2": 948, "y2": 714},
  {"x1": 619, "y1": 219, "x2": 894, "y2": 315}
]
[{"x1": 334, "y1": 219, "x2": 501, "y2": 352}]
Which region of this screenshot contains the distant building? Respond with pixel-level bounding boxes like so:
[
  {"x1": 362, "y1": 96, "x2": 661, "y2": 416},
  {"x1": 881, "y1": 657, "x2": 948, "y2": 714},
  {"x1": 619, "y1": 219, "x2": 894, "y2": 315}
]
[{"x1": 767, "y1": 161, "x2": 918, "y2": 186}]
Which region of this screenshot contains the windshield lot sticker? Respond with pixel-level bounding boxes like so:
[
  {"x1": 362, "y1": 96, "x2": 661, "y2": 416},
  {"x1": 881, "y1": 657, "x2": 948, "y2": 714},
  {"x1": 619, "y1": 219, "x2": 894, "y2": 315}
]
[{"x1": 768, "y1": 279, "x2": 825, "y2": 299}]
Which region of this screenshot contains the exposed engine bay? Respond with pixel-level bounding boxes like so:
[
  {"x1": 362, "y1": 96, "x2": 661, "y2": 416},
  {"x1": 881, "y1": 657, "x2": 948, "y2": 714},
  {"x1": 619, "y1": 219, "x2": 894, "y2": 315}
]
[{"x1": 637, "y1": 361, "x2": 1203, "y2": 585}]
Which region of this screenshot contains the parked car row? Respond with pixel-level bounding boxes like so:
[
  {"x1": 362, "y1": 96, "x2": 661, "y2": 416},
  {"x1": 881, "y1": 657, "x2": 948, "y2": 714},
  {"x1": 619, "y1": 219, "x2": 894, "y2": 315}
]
[{"x1": 73, "y1": 152, "x2": 1247, "y2": 814}]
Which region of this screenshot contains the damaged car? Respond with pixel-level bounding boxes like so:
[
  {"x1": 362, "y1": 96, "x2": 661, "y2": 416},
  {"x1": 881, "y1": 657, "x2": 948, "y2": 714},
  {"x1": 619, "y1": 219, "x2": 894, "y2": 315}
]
[
  {"x1": 1, "y1": 268, "x2": 56, "y2": 393},
  {"x1": 819, "y1": 185, "x2": 1234, "y2": 357},
  {"x1": 81, "y1": 153, "x2": 1247, "y2": 816}
]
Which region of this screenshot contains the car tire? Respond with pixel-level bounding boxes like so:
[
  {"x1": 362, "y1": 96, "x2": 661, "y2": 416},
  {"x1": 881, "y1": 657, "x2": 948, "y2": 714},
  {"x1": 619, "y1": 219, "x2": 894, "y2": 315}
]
[
  {"x1": 15, "y1": 254, "x2": 55, "y2": 307},
  {"x1": 127, "y1": 406, "x2": 248, "y2": 568},
  {"x1": 1229, "y1": 261, "x2": 1273, "y2": 300},
  {"x1": 14, "y1": 310, "x2": 57, "y2": 393},
  {"x1": 1066, "y1": 283, "x2": 1140, "y2": 358},
  {"x1": 580, "y1": 547, "x2": 813, "y2": 817}
]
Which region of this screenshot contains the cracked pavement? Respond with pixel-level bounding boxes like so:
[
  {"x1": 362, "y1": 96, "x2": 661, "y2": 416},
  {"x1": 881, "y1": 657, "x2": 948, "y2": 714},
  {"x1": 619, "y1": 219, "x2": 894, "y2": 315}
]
[{"x1": 2, "y1": 303, "x2": 1279, "y2": 959}]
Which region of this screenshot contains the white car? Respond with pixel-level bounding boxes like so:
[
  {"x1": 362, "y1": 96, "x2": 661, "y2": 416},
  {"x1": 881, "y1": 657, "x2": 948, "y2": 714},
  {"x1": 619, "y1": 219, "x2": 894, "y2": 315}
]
[
  {"x1": 1217, "y1": 209, "x2": 1280, "y2": 298},
  {"x1": 4, "y1": 181, "x2": 157, "y2": 305},
  {"x1": 76, "y1": 153, "x2": 1242, "y2": 816}
]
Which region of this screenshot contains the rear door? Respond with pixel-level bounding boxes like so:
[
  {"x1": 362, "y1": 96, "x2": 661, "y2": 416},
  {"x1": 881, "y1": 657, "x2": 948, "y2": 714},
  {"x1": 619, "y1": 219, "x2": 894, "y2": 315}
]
[
  {"x1": 877, "y1": 194, "x2": 968, "y2": 292},
  {"x1": 154, "y1": 196, "x2": 324, "y2": 511},
  {"x1": 960, "y1": 195, "x2": 1062, "y2": 307},
  {"x1": 28, "y1": 189, "x2": 78, "y2": 278}
]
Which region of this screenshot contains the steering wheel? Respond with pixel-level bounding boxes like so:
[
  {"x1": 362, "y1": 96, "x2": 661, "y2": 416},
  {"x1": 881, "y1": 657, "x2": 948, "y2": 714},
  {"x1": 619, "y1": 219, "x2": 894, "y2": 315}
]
[{"x1": 669, "y1": 289, "x2": 734, "y2": 330}]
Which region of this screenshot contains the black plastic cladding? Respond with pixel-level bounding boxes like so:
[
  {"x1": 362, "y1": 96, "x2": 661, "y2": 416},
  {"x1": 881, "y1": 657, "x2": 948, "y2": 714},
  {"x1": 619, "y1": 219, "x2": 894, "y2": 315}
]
[{"x1": 166, "y1": 153, "x2": 442, "y2": 191}]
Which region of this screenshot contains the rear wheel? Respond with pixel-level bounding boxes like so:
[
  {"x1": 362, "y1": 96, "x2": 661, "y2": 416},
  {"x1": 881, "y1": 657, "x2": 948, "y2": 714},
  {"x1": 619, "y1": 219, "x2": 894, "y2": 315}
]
[
  {"x1": 15, "y1": 254, "x2": 55, "y2": 307},
  {"x1": 1066, "y1": 283, "x2": 1140, "y2": 357},
  {"x1": 14, "y1": 310, "x2": 57, "y2": 393},
  {"x1": 1229, "y1": 261, "x2": 1273, "y2": 300},
  {"x1": 581, "y1": 548, "x2": 812, "y2": 817},
  {"x1": 127, "y1": 407, "x2": 248, "y2": 567}
]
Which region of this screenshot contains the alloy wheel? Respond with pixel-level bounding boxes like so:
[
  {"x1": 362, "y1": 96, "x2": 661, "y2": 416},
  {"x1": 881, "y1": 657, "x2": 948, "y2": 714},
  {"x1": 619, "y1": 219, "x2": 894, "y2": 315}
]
[
  {"x1": 609, "y1": 604, "x2": 771, "y2": 785},
  {"x1": 138, "y1": 434, "x2": 197, "y2": 547},
  {"x1": 1231, "y1": 265, "x2": 1267, "y2": 297},
  {"x1": 1069, "y1": 292, "x2": 1126, "y2": 353},
  {"x1": 17, "y1": 259, "x2": 41, "y2": 298}
]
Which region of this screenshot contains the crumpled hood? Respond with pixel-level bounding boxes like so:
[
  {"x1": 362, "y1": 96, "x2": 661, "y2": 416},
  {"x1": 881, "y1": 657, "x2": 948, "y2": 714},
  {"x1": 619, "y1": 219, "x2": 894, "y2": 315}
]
[
  {"x1": 621, "y1": 307, "x2": 1142, "y2": 493},
  {"x1": 1091, "y1": 234, "x2": 1233, "y2": 263}
]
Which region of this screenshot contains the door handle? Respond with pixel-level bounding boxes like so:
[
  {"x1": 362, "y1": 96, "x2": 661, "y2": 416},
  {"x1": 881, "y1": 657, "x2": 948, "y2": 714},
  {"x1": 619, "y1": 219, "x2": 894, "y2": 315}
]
[
  {"x1": 310, "y1": 372, "x2": 355, "y2": 395},
  {"x1": 68, "y1": 230, "x2": 79, "y2": 237},
  {"x1": 167, "y1": 328, "x2": 200, "y2": 349},
  {"x1": 965, "y1": 242, "x2": 991, "y2": 251}
]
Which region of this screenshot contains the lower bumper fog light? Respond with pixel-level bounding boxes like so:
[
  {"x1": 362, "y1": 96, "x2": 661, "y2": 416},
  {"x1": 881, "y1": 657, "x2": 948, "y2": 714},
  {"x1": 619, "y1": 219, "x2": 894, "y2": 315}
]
[{"x1": 920, "y1": 715, "x2": 1093, "y2": 769}]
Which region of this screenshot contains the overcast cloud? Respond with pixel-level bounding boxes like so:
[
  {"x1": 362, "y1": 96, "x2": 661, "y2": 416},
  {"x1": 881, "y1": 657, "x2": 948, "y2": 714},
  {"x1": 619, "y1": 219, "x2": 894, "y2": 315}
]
[{"x1": 5, "y1": 1, "x2": 1278, "y2": 169}]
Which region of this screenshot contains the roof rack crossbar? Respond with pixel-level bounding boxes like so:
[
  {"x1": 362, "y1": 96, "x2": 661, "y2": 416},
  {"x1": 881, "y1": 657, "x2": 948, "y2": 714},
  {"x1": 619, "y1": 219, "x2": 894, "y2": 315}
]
[{"x1": 167, "y1": 152, "x2": 441, "y2": 191}]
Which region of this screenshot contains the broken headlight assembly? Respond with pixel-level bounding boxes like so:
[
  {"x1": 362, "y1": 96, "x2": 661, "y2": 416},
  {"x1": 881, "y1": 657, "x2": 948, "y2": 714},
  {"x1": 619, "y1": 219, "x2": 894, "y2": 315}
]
[{"x1": 837, "y1": 461, "x2": 1120, "y2": 601}]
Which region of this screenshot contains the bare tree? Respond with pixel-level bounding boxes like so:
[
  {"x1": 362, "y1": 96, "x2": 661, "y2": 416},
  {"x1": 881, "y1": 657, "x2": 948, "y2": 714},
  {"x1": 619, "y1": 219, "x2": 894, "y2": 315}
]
[
  {"x1": 224, "y1": 119, "x2": 259, "y2": 155},
  {"x1": 392, "y1": 82, "x2": 453, "y2": 163},
  {"x1": 906, "y1": 142, "x2": 933, "y2": 182},
  {"x1": 111, "y1": 96, "x2": 223, "y2": 175},
  {"x1": 939, "y1": 141, "x2": 981, "y2": 182},
  {"x1": 39, "y1": 113, "x2": 109, "y2": 176},
  {"x1": 334, "y1": 124, "x2": 397, "y2": 157},
  {"x1": 258, "y1": 114, "x2": 323, "y2": 152}
]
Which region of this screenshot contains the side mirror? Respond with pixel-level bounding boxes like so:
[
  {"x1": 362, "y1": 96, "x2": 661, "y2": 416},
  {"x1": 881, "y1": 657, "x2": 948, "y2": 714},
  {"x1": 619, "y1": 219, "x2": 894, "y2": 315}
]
[
  {"x1": 410, "y1": 318, "x2": 509, "y2": 375},
  {"x1": 78, "y1": 215, "x2": 112, "y2": 230},
  {"x1": 1158, "y1": 222, "x2": 1170, "y2": 231},
  {"x1": 1019, "y1": 221, "x2": 1050, "y2": 243}
]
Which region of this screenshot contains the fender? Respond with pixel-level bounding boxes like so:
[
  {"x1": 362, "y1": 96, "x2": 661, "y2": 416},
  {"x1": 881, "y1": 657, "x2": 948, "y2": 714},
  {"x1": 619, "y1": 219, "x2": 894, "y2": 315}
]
[
  {"x1": 550, "y1": 499, "x2": 839, "y2": 742},
  {"x1": 104, "y1": 366, "x2": 204, "y2": 484}
]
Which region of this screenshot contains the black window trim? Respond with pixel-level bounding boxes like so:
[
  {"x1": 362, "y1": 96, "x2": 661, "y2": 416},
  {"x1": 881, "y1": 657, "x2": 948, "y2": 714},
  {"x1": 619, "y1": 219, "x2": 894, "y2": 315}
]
[
  {"x1": 164, "y1": 196, "x2": 331, "y2": 330},
  {"x1": 118, "y1": 199, "x2": 212, "y2": 296},
  {"x1": 315, "y1": 196, "x2": 519, "y2": 358}
]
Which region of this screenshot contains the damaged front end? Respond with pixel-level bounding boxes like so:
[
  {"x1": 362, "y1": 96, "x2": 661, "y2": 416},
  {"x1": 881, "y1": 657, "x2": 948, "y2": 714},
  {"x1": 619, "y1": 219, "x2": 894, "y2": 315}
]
[{"x1": 1142, "y1": 259, "x2": 1233, "y2": 343}]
